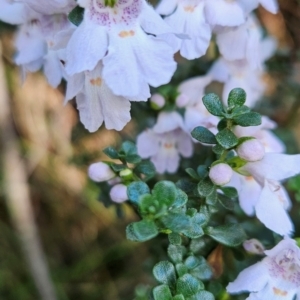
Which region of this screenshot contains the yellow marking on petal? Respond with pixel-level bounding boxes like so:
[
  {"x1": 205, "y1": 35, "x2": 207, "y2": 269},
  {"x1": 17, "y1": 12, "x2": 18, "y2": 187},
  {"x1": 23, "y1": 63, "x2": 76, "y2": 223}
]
[
  {"x1": 273, "y1": 287, "x2": 287, "y2": 296},
  {"x1": 245, "y1": 176, "x2": 254, "y2": 181},
  {"x1": 164, "y1": 143, "x2": 173, "y2": 149},
  {"x1": 90, "y1": 77, "x2": 102, "y2": 86},
  {"x1": 183, "y1": 5, "x2": 195, "y2": 12},
  {"x1": 118, "y1": 30, "x2": 135, "y2": 38}
]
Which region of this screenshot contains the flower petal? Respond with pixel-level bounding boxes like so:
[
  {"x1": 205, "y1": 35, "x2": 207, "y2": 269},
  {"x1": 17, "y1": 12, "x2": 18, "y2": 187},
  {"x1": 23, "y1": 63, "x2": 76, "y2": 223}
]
[
  {"x1": 65, "y1": 19, "x2": 108, "y2": 75},
  {"x1": 137, "y1": 130, "x2": 160, "y2": 158},
  {"x1": 153, "y1": 111, "x2": 184, "y2": 133},
  {"x1": 227, "y1": 261, "x2": 269, "y2": 294},
  {"x1": 255, "y1": 180, "x2": 294, "y2": 236}
]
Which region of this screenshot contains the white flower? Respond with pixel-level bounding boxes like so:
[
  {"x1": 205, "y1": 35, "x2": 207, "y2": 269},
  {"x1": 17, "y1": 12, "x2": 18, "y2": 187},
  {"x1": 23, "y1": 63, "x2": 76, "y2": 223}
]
[
  {"x1": 243, "y1": 239, "x2": 265, "y2": 255},
  {"x1": 228, "y1": 153, "x2": 300, "y2": 235},
  {"x1": 88, "y1": 162, "x2": 115, "y2": 182},
  {"x1": 15, "y1": 0, "x2": 76, "y2": 14},
  {"x1": 0, "y1": 0, "x2": 38, "y2": 24},
  {"x1": 227, "y1": 237, "x2": 300, "y2": 300},
  {"x1": 66, "y1": 0, "x2": 177, "y2": 100},
  {"x1": 15, "y1": 14, "x2": 75, "y2": 87},
  {"x1": 137, "y1": 111, "x2": 193, "y2": 174},
  {"x1": 215, "y1": 15, "x2": 263, "y2": 69},
  {"x1": 65, "y1": 62, "x2": 135, "y2": 132},
  {"x1": 157, "y1": 0, "x2": 211, "y2": 60}
]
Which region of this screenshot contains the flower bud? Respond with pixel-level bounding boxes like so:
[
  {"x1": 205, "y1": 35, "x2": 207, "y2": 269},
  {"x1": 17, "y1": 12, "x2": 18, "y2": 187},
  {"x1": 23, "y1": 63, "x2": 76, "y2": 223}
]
[
  {"x1": 176, "y1": 93, "x2": 189, "y2": 108},
  {"x1": 209, "y1": 163, "x2": 233, "y2": 186},
  {"x1": 109, "y1": 184, "x2": 128, "y2": 203},
  {"x1": 243, "y1": 239, "x2": 265, "y2": 255},
  {"x1": 119, "y1": 168, "x2": 133, "y2": 180},
  {"x1": 150, "y1": 94, "x2": 165, "y2": 110},
  {"x1": 88, "y1": 162, "x2": 115, "y2": 182},
  {"x1": 236, "y1": 139, "x2": 265, "y2": 162}
]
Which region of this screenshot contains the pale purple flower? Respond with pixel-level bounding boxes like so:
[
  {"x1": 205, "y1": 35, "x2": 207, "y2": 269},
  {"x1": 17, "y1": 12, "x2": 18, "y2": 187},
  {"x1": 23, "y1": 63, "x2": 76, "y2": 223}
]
[
  {"x1": 156, "y1": 0, "x2": 211, "y2": 59},
  {"x1": 137, "y1": 111, "x2": 193, "y2": 174},
  {"x1": 209, "y1": 163, "x2": 233, "y2": 186},
  {"x1": 227, "y1": 237, "x2": 300, "y2": 300},
  {"x1": 88, "y1": 162, "x2": 115, "y2": 182},
  {"x1": 109, "y1": 184, "x2": 128, "y2": 203},
  {"x1": 65, "y1": 0, "x2": 177, "y2": 100}
]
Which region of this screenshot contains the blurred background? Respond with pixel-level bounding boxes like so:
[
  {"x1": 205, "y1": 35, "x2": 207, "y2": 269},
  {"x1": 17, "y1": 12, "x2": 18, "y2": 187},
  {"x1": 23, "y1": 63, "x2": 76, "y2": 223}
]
[{"x1": 0, "y1": 1, "x2": 300, "y2": 299}]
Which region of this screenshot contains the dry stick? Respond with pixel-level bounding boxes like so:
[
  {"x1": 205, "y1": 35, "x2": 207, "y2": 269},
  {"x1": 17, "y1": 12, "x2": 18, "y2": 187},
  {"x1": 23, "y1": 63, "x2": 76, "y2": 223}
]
[{"x1": 0, "y1": 44, "x2": 57, "y2": 300}]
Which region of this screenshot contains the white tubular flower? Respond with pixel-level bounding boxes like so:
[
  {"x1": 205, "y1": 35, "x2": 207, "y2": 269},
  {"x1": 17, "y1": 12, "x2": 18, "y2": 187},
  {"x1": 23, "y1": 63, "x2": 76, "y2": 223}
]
[
  {"x1": 15, "y1": 14, "x2": 75, "y2": 87},
  {"x1": 66, "y1": 0, "x2": 177, "y2": 100},
  {"x1": 14, "y1": 0, "x2": 76, "y2": 14},
  {"x1": 215, "y1": 15, "x2": 262, "y2": 69},
  {"x1": 157, "y1": 0, "x2": 211, "y2": 60},
  {"x1": 0, "y1": 0, "x2": 38, "y2": 24},
  {"x1": 65, "y1": 62, "x2": 134, "y2": 132},
  {"x1": 227, "y1": 237, "x2": 300, "y2": 300},
  {"x1": 150, "y1": 94, "x2": 165, "y2": 109},
  {"x1": 137, "y1": 111, "x2": 193, "y2": 174},
  {"x1": 209, "y1": 163, "x2": 233, "y2": 186},
  {"x1": 229, "y1": 153, "x2": 300, "y2": 236},
  {"x1": 234, "y1": 116, "x2": 286, "y2": 153},
  {"x1": 109, "y1": 184, "x2": 128, "y2": 203},
  {"x1": 88, "y1": 162, "x2": 115, "y2": 182}
]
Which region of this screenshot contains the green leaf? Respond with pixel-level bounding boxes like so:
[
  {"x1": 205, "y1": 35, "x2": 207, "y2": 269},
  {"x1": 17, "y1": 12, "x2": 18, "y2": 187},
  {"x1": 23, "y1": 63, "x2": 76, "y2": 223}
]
[
  {"x1": 217, "y1": 119, "x2": 227, "y2": 131},
  {"x1": 191, "y1": 127, "x2": 217, "y2": 144},
  {"x1": 198, "y1": 178, "x2": 215, "y2": 197},
  {"x1": 220, "y1": 187, "x2": 238, "y2": 198},
  {"x1": 190, "y1": 257, "x2": 212, "y2": 281},
  {"x1": 176, "y1": 274, "x2": 203, "y2": 297},
  {"x1": 110, "y1": 163, "x2": 127, "y2": 172},
  {"x1": 153, "y1": 261, "x2": 177, "y2": 286},
  {"x1": 161, "y1": 213, "x2": 191, "y2": 233},
  {"x1": 153, "y1": 285, "x2": 173, "y2": 300},
  {"x1": 231, "y1": 105, "x2": 251, "y2": 117},
  {"x1": 68, "y1": 6, "x2": 84, "y2": 26},
  {"x1": 176, "y1": 263, "x2": 189, "y2": 277},
  {"x1": 168, "y1": 244, "x2": 184, "y2": 263},
  {"x1": 228, "y1": 88, "x2": 246, "y2": 108},
  {"x1": 206, "y1": 189, "x2": 218, "y2": 205},
  {"x1": 173, "y1": 189, "x2": 188, "y2": 208},
  {"x1": 126, "y1": 154, "x2": 142, "y2": 164},
  {"x1": 197, "y1": 165, "x2": 208, "y2": 179},
  {"x1": 126, "y1": 220, "x2": 158, "y2": 242},
  {"x1": 135, "y1": 160, "x2": 156, "y2": 180},
  {"x1": 216, "y1": 129, "x2": 238, "y2": 149},
  {"x1": 139, "y1": 194, "x2": 155, "y2": 215},
  {"x1": 168, "y1": 233, "x2": 182, "y2": 245},
  {"x1": 190, "y1": 290, "x2": 215, "y2": 300},
  {"x1": 103, "y1": 146, "x2": 119, "y2": 159},
  {"x1": 120, "y1": 141, "x2": 137, "y2": 154},
  {"x1": 153, "y1": 181, "x2": 177, "y2": 206},
  {"x1": 205, "y1": 224, "x2": 247, "y2": 247},
  {"x1": 176, "y1": 179, "x2": 197, "y2": 194},
  {"x1": 127, "y1": 182, "x2": 150, "y2": 205},
  {"x1": 233, "y1": 112, "x2": 262, "y2": 127},
  {"x1": 173, "y1": 295, "x2": 185, "y2": 300},
  {"x1": 218, "y1": 194, "x2": 235, "y2": 211},
  {"x1": 185, "y1": 168, "x2": 199, "y2": 180},
  {"x1": 182, "y1": 214, "x2": 205, "y2": 239},
  {"x1": 184, "y1": 256, "x2": 200, "y2": 270},
  {"x1": 212, "y1": 144, "x2": 224, "y2": 155},
  {"x1": 202, "y1": 93, "x2": 224, "y2": 116}
]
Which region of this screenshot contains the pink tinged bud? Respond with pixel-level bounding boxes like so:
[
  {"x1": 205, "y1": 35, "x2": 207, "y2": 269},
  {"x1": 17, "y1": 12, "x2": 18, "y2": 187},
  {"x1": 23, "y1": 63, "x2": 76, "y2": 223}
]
[
  {"x1": 109, "y1": 184, "x2": 128, "y2": 203},
  {"x1": 237, "y1": 139, "x2": 265, "y2": 162},
  {"x1": 88, "y1": 162, "x2": 115, "y2": 182},
  {"x1": 209, "y1": 163, "x2": 233, "y2": 186},
  {"x1": 243, "y1": 239, "x2": 265, "y2": 255},
  {"x1": 176, "y1": 94, "x2": 189, "y2": 108},
  {"x1": 150, "y1": 94, "x2": 165, "y2": 109}
]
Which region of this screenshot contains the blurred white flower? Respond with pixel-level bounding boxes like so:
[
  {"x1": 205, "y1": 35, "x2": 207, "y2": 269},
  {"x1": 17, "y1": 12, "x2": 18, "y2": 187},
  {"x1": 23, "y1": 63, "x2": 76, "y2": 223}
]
[
  {"x1": 88, "y1": 162, "x2": 115, "y2": 182},
  {"x1": 227, "y1": 237, "x2": 300, "y2": 300},
  {"x1": 137, "y1": 111, "x2": 193, "y2": 173},
  {"x1": 109, "y1": 184, "x2": 128, "y2": 203}
]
